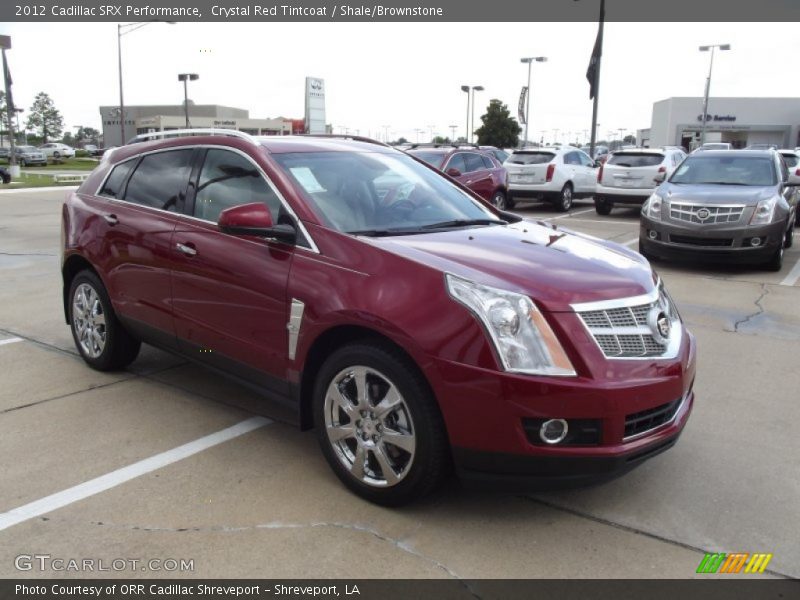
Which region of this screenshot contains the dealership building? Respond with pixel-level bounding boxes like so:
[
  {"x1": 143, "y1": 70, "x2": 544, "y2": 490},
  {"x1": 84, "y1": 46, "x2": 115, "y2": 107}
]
[
  {"x1": 637, "y1": 97, "x2": 800, "y2": 150},
  {"x1": 99, "y1": 103, "x2": 294, "y2": 147}
]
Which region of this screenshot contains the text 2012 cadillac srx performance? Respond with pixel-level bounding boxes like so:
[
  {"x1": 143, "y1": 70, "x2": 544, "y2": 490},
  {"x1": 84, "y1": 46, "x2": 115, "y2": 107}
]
[{"x1": 61, "y1": 131, "x2": 696, "y2": 506}]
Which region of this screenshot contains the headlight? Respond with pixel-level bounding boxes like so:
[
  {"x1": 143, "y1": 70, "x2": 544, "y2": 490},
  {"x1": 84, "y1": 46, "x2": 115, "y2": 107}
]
[
  {"x1": 445, "y1": 274, "x2": 576, "y2": 377},
  {"x1": 749, "y1": 197, "x2": 778, "y2": 225},
  {"x1": 643, "y1": 193, "x2": 663, "y2": 220}
]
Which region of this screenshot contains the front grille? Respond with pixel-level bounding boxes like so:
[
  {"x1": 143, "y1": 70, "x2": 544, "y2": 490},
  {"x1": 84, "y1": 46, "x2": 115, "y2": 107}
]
[
  {"x1": 669, "y1": 234, "x2": 733, "y2": 247},
  {"x1": 575, "y1": 285, "x2": 682, "y2": 359},
  {"x1": 624, "y1": 398, "x2": 682, "y2": 439},
  {"x1": 669, "y1": 202, "x2": 745, "y2": 224}
]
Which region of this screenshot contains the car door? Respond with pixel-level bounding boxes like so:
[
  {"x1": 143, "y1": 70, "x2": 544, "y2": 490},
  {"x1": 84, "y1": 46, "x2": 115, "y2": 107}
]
[
  {"x1": 89, "y1": 148, "x2": 195, "y2": 346},
  {"x1": 443, "y1": 152, "x2": 468, "y2": 183},
  {"x1": 170, "y1": 147, "x2": 295, "y2": 396},
  {"x1": 462, "y1": 152, "x2": 494, "y2": 200},
  {"x1": 576, "y1": 150, "x2": 596, "y2": 193}
]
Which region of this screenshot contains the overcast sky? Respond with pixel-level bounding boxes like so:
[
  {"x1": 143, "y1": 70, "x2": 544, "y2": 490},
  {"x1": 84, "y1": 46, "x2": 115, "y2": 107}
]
[{"x1": 2, "y1": 21, "x2": 798, "y2": 144}]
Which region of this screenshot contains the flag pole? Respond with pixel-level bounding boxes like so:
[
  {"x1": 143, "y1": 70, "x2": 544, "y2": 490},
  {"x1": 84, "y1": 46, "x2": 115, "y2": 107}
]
[{"x1": 588, "y1": 0, "x2": 605, "y2": 160}]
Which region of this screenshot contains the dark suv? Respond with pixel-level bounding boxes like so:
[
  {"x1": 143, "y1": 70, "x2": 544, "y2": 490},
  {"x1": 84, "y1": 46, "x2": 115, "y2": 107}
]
[
  {"x1": 405, "y1": 145, "x2": 510, "y2": 209},
  {"x1": 62, "y1": 131, "x2": 695, "y2": 506}
]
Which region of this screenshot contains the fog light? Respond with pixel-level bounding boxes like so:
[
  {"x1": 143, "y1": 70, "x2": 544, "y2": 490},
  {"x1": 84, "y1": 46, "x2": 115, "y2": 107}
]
[
  {"x1": 750, "y1": 237, "x2": 762, "y2": 247},
  {"x1": 648, "y1": 230, "x2": 658, "y2": 240},
  {"x1": 539, "y1": 419, "x2": 569, "y2": 444}
]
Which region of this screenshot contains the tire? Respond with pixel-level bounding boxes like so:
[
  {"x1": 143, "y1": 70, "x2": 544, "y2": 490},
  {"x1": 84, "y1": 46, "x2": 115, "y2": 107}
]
[
  {"x1": 764, "y1": 245, "x2": 784, "y2": 272},
  {"x1": 594, "y1": 197, "x2": 613, "y2": 216},
  {"x1": 555, "y1": 183, "x2": 573, "y2": 212},
  {"x1": 19, "y1": 159, "x2": 26, "y2": 167},
  {"x1": 490, "y1": 189, "x2": 508, "y2": 211},
  {"x1": 53, "y1": 151, "x2": 61, "y2": 159},
  {"x1": 785, "y1": 224, "x2": 794, "y2": 249},
  {"x1": 313, "y1": 341, "x2": 450, "y2": 506},
  {"x1": 68, "y1": 270, "x2": 141, "y2": 370}
]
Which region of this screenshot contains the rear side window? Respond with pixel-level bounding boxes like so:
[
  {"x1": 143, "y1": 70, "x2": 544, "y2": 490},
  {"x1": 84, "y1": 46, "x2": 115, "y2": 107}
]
[
  {"x1": 124, "y1": 149, "x2": 194, "y2": 211},
  {"x1": 464, "y1": 153, "x2": 486, "y2": 173},
  {"x1": 194, "y1": 149, "x2": 282, "y2": 223},
  {"x1": 781, "y1": 153, "x2": 799, "y2": 168},
  {"x1": 564, "y1": 152, "x2": 581, "y2": 165},
  {"x1": 607, "y1": 153, "x2": 665, "y2": 167},
  {"x1": 481, "y1": 155, "x2": 495, "y2": 169},
  {"x1": 508, "y1": 152, "x2": 555, "y2": 165},
  {"x1": 99, "y1": 159, "x2": 136, "y2": 199}
]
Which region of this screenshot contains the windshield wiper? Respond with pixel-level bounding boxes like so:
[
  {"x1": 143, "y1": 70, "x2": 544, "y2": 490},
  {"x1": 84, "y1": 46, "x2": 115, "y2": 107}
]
[
  {"x1": 420, "y1": 218, "x2": 507, "y2": 230},
  {"x1": 348, "y1": 228, "x2": 426, "y2": 237},
  {"x1": 702, "y1": 181, "x2": 747, "y2": 186}
]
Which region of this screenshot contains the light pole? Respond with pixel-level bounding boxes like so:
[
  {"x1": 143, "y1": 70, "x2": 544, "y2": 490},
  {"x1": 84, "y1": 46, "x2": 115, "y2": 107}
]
[
  {"x1": 449, "y1": 124, "x2": 457, "y2": 141},
  {"x1": 1, "y1": 35, "x2": 17, "y2": 171},
  {"x1": 470, "y1": 85, "x2": 484, "y2": 144},
  {"x1": 178, "y1": 73, "x2": 199, "y2": 128},
  {"x1": 427, "y1": 124, "x2": 435, "y2": 142},
  {"x1": 699, "y1": 43, "x2": 730, "y2": 146},
  {"x1": 117, "y1": 21, "x2": 174, "y2": 145},
  {"x1": 14, "y1": 108, "x2": 24, "y2": 144},
  {"x1": 520, "y1": 56, "x2": 547, "y2": 148},
  {"x1": 460, "y1": 85, "x2": 470, "y2": 142}
]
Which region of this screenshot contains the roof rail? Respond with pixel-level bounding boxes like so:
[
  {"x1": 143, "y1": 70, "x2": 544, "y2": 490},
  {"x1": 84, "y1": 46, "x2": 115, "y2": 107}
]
[
  {"x1": 294, "y1": 133, "x2": 390, "y2": 148},
  {"x1": 127, "y1": 128, "x2": 259, "y2": 145},
  {"x1": 406, "y1": 142, "x2": 479, "y2": 150}
]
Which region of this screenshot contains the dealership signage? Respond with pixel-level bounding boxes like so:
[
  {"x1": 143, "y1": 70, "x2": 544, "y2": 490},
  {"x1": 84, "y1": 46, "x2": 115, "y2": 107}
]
[
  {"x1": 697, "y1": 114, "x2": 737, "y2": 122},
  {"x1": 518, "y1": 86, "x2": 528, "y2": 124},
  {"x1": 214, "y1": 120, "x2": 237, "y2": 127},
  {"x1": 304, "y1": 77, "x2": 326, "y2": 134}
]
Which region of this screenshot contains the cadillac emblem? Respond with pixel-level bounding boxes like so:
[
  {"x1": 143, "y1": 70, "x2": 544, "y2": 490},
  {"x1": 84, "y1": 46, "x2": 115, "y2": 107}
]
[
  {"x1": 696, "y1": 208, "x2": 711, "y2": 221},
  {"x1": 648, "y1": 307, "x2": 671, "y2": 344}
]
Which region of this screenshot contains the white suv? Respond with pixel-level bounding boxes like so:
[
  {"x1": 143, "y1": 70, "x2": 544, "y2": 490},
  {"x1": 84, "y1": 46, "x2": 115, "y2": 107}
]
[
  {"x1": 505, "y1": 147, "x2": 597, "y2": 211},
  {"x1": 594, "y1": 147, "x2": 686, "y2": 215}
]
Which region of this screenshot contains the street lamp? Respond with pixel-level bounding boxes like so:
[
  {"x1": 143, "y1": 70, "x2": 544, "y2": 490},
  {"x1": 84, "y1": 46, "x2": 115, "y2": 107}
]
[
  {"x1": 698, "y1": 43, "x2": 731, "y2": 145},
  {"x1": 13, "y1": 108, "x2": 24, "y2": 144},
  {"x1": 520, "y1": 56, "x2": 547, "y2": 148},
  {"x1": 470, "y1": 85, "x2": 484, "y2": 144},
  {"x1": 117, "y1": 21, "x2": 175, "y2": 145},
  {"x1": 460, "y1": 85, "x2": 470, "y2": 142},
  {"x1": 178, "y1": 73, "x2": 199, "y2": 128}
]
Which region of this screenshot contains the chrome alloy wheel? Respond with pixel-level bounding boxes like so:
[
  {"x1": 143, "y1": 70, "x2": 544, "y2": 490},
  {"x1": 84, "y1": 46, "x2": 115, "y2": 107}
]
[
  {"x1": 324, "y1": 366, "x2": 416, "y2": 487},
  {"x1": 72, "y1": 283, "x2": 107, "y2": 358}
]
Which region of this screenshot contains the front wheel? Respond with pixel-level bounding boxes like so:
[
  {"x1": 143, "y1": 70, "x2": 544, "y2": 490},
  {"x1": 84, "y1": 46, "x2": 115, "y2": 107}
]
[
  {"x1": 764, "y1": 245, "x2": 784, "y2": 272},
  {"x1": 785, "y1": 224, "x2": 794, "y2": 249},
  {"x1": 68, "y1": 270, "x2": 141, "y2": 370},
  {"x1": 313, "y1": 342, "x2": 449, "y2": 506},
  {"x1": 555, "y1": 183, "x2": 573, "y2": 212},
  {"x1": 490, "y1": 189, "x2": 508, "y2": 211},
  {"x1": 19, "y1": 159, "x2": 26, "y2": 167}
]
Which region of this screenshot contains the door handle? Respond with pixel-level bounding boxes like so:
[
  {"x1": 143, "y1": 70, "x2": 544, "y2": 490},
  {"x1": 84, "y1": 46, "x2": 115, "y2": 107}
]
[
  {"x1": 103, "y1": 214, "x2": 118, "y2": 225},
  {"x1": 176, "y1": 242, "x2": 197, "y2": 257}
]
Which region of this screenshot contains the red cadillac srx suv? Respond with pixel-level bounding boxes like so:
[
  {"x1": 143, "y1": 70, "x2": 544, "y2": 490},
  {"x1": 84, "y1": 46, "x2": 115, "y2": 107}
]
[{"x1": 62, "y1": 131, "x2": 696, "y2": 506}]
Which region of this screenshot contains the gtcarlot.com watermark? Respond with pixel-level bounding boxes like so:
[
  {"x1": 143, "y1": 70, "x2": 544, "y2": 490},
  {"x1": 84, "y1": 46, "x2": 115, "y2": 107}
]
[{"x1": 15, "y1": 554, "x2": 194, "y2": 573}]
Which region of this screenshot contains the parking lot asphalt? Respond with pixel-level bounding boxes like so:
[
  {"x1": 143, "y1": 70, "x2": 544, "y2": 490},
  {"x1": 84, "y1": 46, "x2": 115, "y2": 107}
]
[{"x1": 0, "y1": 188, "x2": 798, "y2": 581}]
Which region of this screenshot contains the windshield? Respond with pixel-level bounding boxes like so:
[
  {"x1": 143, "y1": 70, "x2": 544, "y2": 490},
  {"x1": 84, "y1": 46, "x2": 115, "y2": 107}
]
[
  {"x1": 507, "y1": 151, "x2": 555, "y2": 165},
  {"x1": 669, "y1": 156, "x2": 776, "y2": 186},
  {"x1": 406, "y1": 150, "x2": 447, "y2": 169},
  {"x1": 18, "y1": 146, "x2": 37, "y2": 152},
  {"x1": 271, "y1": 151, "x2": 499, "y2": 235}
]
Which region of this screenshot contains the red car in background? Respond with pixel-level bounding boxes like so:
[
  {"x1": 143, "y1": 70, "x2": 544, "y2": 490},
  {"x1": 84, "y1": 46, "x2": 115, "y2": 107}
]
[{"x1": 405, "y1": 144, "x2": 510, "y2": 210}]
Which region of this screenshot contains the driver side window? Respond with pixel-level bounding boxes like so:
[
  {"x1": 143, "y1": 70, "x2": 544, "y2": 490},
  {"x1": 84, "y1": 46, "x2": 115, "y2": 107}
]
[
  {"x1": 445, "y1": 154, "x2": 467, "y2": 174},
  {"x1": 194, "y1": 149, "x2": 282, "y2": 224}
]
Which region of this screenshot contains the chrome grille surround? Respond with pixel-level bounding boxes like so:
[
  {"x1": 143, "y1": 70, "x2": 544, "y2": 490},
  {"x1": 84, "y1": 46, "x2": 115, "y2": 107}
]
[
  {"x1": 572, "y1": 284, "x2": 683, "y2": 360},
  {"x1": 669, "y1": 201, "x2": 745, "y2": 224}
]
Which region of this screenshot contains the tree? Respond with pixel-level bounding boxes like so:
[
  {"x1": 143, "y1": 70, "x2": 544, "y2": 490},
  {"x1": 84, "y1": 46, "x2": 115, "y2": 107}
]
[
  {"x1": 390, "y1": 137, "x2": 408, "y2": 146},
  {"x1": 623, "y1": 134, "x2": 636, "y2": 146},
  {"x1": 474, "y1": 99, "x2": 521, "y2": 148},
  {"x1": 432, "y1": 136, "x2": 451, "y2": 144},
  {"x1": 26, "y1": 92, "x2": 64, "y2": 144}
]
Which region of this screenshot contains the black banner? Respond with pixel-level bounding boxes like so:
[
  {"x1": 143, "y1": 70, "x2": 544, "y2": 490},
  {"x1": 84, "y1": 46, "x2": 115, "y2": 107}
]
[
  {"x1": 2, "y1": 580, "x2": 799, "y2": 600},
  {"x1": 2, "y1": 0, "x2": 800, "y2": 22}
]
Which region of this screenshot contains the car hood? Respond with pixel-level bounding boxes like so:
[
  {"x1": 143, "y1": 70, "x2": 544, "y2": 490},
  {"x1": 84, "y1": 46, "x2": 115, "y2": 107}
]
[
  {"x1": 367, "y1": 221, "x2": 655, "y2": 312},
  {"x1": 660, "y1": 182, "x2": 776, "y2": 206}
]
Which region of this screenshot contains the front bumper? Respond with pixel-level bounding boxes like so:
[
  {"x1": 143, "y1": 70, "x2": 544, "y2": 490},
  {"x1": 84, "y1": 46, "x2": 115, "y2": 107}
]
[
  {"x1": 640, "y1": 215, "x2": 784, "y2": 263},
  {"x1": 430, "y1": 327, "x2": 696, "y2": 490}
]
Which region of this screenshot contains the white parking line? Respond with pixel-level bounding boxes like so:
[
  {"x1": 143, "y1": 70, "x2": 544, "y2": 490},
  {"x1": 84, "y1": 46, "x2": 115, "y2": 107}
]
[
  {"x1": 622, "y1": 237, "x2": 639, "y2": 247},
  {"x1": 0, "y1": 337, "x2": 24, "y2": 347},
  {"x1": 543, "y1": 208, "x2": 595, "y2": 221},
  {"x1": 780, "y1": 256, "x2": 800, "y2": 286},
  {"x1": 0, "y1": 416, "x2": 271, "y2": 532}
]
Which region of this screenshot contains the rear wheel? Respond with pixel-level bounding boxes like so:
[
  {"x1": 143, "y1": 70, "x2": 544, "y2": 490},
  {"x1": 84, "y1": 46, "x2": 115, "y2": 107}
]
[
  {"x1": 594, "y1": 197, "x2": 613, "y2": 215},
  {"x1": 490, "y1": 189, "x2": 508, "y2": 211},
  {"x1": 68, "y1": 270, "x2": 141, "y2": 370},
  {"x1": 555, "y1": 183, "x2": 573, "y2": 212},
  {"x1": 313, "y1": 342, "x2": 449, "y2": 506}
]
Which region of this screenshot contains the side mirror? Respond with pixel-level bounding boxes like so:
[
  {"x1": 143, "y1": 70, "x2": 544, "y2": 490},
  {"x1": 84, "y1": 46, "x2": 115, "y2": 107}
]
[
  {"x1": 653, "y1": 172, "x2": 666, "y2": 184},
  {"x1": 218, "y1": 202, "x2": 296, "y2": 245},
  {"x1": 593, "y1": 160, "x2": 602, "y2": 168},
  {"x1": 446, "y1": 167, "x2": 462, "y2": 177}
]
